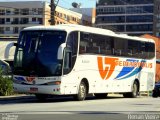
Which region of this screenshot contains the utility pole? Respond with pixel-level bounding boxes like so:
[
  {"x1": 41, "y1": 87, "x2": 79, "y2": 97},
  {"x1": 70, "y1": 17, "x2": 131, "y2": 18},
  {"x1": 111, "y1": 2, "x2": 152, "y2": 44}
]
[
  {"x1": 50, "y1": 0, "x2": 59, "y2": 25},
  {"x1": 50, "y1": 0, "x2": 55, "y2": 25}
]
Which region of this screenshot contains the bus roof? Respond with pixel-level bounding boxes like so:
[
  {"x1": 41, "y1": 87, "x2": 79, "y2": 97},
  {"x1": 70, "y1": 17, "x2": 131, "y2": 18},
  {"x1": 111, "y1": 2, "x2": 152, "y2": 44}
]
[{"x1": 23, "y1": 24, "x2": 154, "y2": 43}]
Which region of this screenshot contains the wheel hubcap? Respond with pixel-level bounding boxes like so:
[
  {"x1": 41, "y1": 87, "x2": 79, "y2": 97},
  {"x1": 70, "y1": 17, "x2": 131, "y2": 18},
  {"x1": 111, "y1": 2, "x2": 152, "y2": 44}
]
[
  {"x1": 133, "y1": 84, "x2": 137, "y2": 96},
  {"x1": 80, "y1": 85, "x2": 85, "y2": 97}
]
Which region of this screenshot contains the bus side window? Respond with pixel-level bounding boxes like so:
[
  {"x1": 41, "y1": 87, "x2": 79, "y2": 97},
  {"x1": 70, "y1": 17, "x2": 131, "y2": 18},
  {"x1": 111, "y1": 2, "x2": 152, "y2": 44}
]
[
  {"x1": 127, "y1": 49, "x2": 132, "y2": 56},
  {"x1": 114, "y1": 37, "x2": 127, "y2": 56},
  {"x1": 80, "y1": 32, "x2": 90, "y2": 54},
  {"x1": 115, "y1": 49, "x2": 122, "y2": 56},
  {"x1": 79, "y1": 46, "x2": 86, "y2": 54},
  {"x1": 145, "y1": 42, "x2": 155, "y2": 59},
  {"x1": 128, "y1": 40, "x2": 139, "y2": 58}
]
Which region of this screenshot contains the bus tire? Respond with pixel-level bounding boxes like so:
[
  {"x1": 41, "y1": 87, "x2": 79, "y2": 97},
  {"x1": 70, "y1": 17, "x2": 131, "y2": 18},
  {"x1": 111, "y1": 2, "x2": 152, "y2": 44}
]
[
  {"x1": 152, "y1": 92, "x2": 158, "y2": 98},
  {"x1": 74, "y1": 81, "x2": 87, "y2": 101},
  {"x1": 35, "y1": 94, "x2": 48, "y2": 101},
  {"x1": 94, "y1": 93, "x2": 108, "y2": 99},
  {"x1": 123, "y1": 93, "x2": 130, "y2": 98},
  {"x1": 123, "y1": 81, "x2": 138, "y2": 98}
]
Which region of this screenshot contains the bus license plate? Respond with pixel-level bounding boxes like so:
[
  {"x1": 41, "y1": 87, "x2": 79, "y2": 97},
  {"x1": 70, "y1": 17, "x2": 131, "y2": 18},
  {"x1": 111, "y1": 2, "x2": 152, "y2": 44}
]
[{"x1": 30, "y1": 87, "x2": 38, "y2": 92}]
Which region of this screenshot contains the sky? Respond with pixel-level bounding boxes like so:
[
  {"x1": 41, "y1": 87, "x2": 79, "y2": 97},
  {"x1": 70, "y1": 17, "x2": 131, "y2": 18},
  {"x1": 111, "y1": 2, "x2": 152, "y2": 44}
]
[
  {"x1": 59, "y1": 0, "x2": 96, "y2": 8},
  {"x1": 0, "y1": 0, "x2": 96, "y2": 8}
]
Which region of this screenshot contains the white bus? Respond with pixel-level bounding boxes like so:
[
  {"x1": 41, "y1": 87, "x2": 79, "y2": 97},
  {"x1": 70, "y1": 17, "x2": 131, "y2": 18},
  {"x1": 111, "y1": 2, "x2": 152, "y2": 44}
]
[{"x1": 13, "y1": 24, "x2": 156, "y2": 101}]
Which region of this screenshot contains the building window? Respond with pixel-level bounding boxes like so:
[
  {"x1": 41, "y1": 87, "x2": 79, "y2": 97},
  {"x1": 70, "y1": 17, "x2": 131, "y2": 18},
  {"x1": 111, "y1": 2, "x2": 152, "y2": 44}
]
[
  {"x1": 126, "y1": 24, "x2": 153, "y2": 32},
  {"x1": 0, "y1": 9, "x2": 5, "y2": 15},
  {"x1": 6, "y1": 27, "x2": 10, "y2": 31},
  {"x1": 38, "y1": 18, "x2": 43, "y2": 24},
  {"x1": 13, "y1": 18, "x2": 19, "y2": 24},
  {"x1": 67, "y1": 16, "x2": 70, "y2": 21},
  {"x1": 32, "y1": 8, "x2": 37, "y2": 14},
  {"x1": 6, "y1": 9, "x2": 11, "y2": 15},
  {"x1": 64, "y1": 14, "x2": 67, "y2": 19},
  {"x1": 0, "y1": 18, "x2": 5, "y2": 24},
  {"x1": 13, "y1": 27, "x2": 19, "y2": 34},
  {"x1": 14, "y1": 9, "x2": 19, "y2": 15},
  {"x1": 32, "y1": 17, "x2": 36, "y2": 22},
  {"x1": 126, "y1": 15, "x2": 153, "y2": 23},
  {"x1": 21, "y1": 8, "x2": 29, "y2": 15},
  {"x1": 71, "y1": 17, "x2": 74, "y2": 21},
  {"x1": 59, "y1": 13, "x2": 62, "y2": 17},
  {"x1": 0, "y1": 27, "x2": 4, "y2": 34},
  {"x1": 38, "y1": 8, "x2": 43, "y2": 15},
  {"x1": 56, "y1": 11, "x2": 59, "y2": 16},
  {"x1": 20, "y1": 18, "x2": 29, "y2": 24},
  {"x1": 6, "y1": 18, "x2": 10, "y2": 22}
]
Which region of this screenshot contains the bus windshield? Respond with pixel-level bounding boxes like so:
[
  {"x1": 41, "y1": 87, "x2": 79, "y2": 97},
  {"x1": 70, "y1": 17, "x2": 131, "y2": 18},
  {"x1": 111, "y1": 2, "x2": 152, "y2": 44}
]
[{"x1": 14, "y1": 30, "x2": 66, "y2": 77}]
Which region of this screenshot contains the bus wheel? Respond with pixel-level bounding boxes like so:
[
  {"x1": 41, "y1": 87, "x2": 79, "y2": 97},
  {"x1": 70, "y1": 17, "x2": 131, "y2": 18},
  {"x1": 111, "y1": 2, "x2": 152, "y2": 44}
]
[
  {"x1": 123, "y1": 81, "x2": 138, "y2": 98},
  {"x1": 74, "y1": 81, "x2": 87, "y2": 101},
  {"x1": 131, "y1": 81, "x2": 138, "y2": 98},
  {"x1": 35, "y1": 94, "x2": 48, "y2": 101},
  {"x1": 152, "y1": 92, "x2": 158, "y2": 98},
  {"x1": 94, "y1": 93, "x2": 108, "y2": 99}
]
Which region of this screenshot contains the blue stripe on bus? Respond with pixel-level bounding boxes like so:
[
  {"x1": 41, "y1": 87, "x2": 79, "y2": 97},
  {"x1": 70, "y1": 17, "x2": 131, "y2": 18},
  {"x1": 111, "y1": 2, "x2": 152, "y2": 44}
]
[
  {"x1": 116, "y1": 60, "x2": 146, "y2": 80},
  {"x1": 115, "y1": 59, "x2": 138, "y2": 79},
  {"x1": 14, "y1": 77, "x2": 26, "y2": 81}
]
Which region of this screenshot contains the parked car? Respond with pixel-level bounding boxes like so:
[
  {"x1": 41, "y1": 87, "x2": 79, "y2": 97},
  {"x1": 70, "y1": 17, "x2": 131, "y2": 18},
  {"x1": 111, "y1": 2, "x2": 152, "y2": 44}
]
[{"x1": 152, "y1": 82, "x2": 160, "y2": 98}]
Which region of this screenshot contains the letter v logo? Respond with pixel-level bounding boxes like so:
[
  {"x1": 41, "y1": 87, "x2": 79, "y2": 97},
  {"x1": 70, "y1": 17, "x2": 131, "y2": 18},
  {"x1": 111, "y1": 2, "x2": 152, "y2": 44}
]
[{"x1": 97, "y1": 57, "x2": 118, "y2": 80}]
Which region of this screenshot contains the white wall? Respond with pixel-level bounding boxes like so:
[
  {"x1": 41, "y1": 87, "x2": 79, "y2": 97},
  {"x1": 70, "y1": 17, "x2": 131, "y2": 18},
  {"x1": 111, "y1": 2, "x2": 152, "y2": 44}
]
[{"x1": 0, "y1": 41, "x2": 16, "y2": 60}]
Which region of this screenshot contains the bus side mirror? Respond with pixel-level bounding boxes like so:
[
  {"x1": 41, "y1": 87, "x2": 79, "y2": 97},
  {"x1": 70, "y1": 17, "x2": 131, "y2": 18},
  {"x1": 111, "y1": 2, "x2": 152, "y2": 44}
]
[
  {"x1": 4, "y1": 42, "x2": 17, "y2": 60},
  {"x1": 57, "y1": 43, "x2": 66, "y2": 60}
]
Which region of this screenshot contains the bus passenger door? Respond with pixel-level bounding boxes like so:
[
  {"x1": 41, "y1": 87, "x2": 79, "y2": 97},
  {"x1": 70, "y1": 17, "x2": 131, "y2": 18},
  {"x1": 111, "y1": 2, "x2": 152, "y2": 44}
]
[{"x1": 62, "y1": 31, "x2": 79, "y2": 94}]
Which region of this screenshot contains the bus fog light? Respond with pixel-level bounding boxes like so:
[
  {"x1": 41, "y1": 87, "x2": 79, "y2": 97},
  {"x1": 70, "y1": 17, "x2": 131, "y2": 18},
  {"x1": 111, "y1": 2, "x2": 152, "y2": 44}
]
[{"x1": 47, "y1": 81, "x2": 61, "y2": 85}]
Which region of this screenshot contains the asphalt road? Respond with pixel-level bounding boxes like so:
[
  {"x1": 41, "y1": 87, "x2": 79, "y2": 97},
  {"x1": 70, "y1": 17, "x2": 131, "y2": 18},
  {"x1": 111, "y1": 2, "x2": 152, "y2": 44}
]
[{"x1": 0, "y1": 95, "x2": 160, "y2": 120}]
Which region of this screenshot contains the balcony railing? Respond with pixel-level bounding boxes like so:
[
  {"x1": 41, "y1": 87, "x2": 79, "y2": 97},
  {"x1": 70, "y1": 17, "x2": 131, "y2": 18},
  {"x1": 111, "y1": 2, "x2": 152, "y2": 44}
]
[
  {"x1": 0, "y1": 12, "x2": 43, "y2": 16},
  {"x1": 11, "y1": 21, "x2": 42, "y2": 24}
]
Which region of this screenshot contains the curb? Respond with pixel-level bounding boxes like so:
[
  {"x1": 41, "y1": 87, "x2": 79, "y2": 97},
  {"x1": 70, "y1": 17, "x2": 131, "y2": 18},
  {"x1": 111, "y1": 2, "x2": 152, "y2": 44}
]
[{"x1": 0, "y1": 95, "x2": 35, "y2": 101}]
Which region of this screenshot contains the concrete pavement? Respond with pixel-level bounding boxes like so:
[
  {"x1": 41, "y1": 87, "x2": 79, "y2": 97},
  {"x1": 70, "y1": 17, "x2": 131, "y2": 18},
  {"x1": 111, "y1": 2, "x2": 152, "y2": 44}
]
[{"x1": 0, "y1": 93, "x2": 150, "y2": 102}]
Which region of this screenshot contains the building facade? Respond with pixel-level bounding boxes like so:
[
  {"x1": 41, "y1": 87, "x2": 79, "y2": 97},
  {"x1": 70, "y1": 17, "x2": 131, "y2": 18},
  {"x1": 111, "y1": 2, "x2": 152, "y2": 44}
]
[
  {"x1": 70, "y1": 8, "x2": 96, "y2": 26},
  {"x1": 0, "y1": 1, "x2": 95, "y2": 37},
  {"x1": 153, "y1": 0, "x2": 160, "y2": 37},
  {"x1": 96, "y1": 0, "x2": 154, "y2": 36},
  {"x1": 54, "y1": 6, "x2": 82, "y2": 25},
  {"x1": 0, "y1": 1, "x2": 49, "y2": 37}
]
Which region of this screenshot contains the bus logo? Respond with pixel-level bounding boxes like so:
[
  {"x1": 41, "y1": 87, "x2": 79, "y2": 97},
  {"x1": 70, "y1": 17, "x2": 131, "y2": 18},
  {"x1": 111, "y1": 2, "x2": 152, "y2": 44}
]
[
  {"x1": 97, "y1": 57, "x2": 118, "y2": 80},
  {"x1": 26, "y1": 77, "x2": 35, "y2": 82},
  {"x1": 97, "y1": 57, "x2": 153, "y2": 80}
]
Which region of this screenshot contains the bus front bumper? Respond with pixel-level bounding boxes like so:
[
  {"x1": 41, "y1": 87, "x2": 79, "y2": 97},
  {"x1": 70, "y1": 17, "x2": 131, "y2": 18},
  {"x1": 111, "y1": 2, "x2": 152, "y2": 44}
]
[{"x1": 13, "y1": 83, "x2": 63, "y2": 95}]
